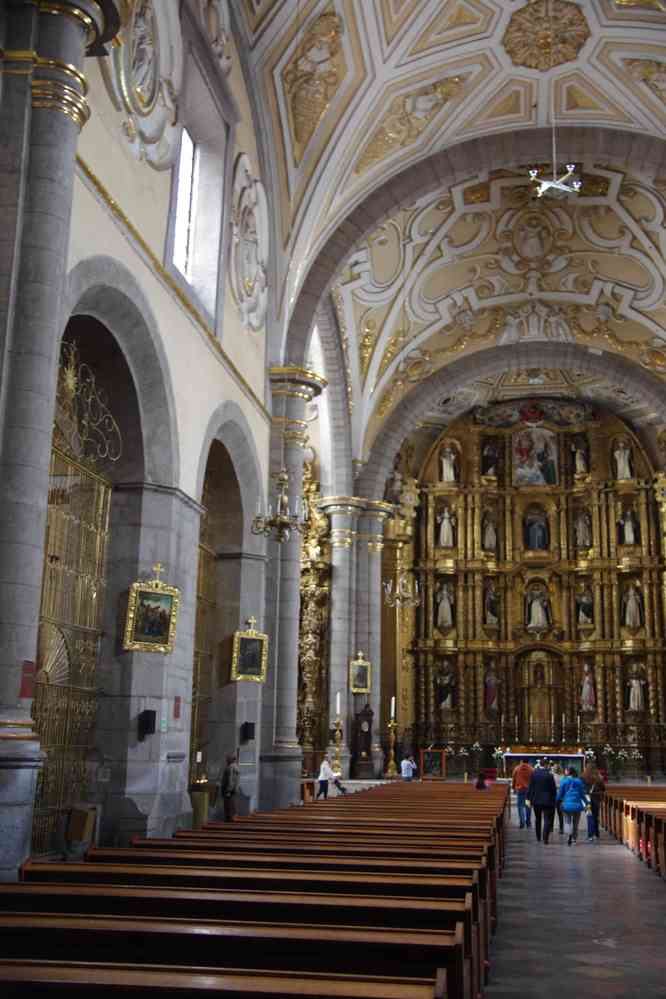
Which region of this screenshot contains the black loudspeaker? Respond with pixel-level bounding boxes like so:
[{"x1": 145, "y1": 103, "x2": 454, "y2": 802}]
[
  {"x1": 138, "y1": 709, "x2": 156, "y2": 742},
  {"x1": 240, "y1": 721, "x2": 255, "y2": 743}
]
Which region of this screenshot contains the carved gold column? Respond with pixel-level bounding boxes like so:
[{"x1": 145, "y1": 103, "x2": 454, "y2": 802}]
[
  {"x1": 615, "y1": 659, "x2": 624, "y2": 729},
  {"x1": 595, "y1": 655, "x2": 606, "y2": 726}
]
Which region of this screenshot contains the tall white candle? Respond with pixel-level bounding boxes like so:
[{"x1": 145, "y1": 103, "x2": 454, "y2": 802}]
[
  {"x1": 195, "y1": 751, "x2": 202, "y2": 763},
  {"x1": 390, "y1": 696, "x2": 396, "y2": 719},
  {"x1": 336, "y1": 691, "x2": 341, "y2": 716}
]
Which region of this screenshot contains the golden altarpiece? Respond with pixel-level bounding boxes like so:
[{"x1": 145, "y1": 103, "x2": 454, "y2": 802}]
[{"x1": 383, "y1": 399, "x2": 666, "y2": 774}]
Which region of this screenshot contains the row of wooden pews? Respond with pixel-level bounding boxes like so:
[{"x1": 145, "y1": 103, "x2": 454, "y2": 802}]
[
  {"x1": 0, "y1": 779, "x2": 508, "y2": 998},
  {"x1": 601, "y1": 785, "x2": 666, "y2": 875}
]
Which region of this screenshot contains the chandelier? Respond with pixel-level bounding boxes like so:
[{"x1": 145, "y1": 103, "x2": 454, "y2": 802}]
[
  {"x1": 252, "y1": 466, "x2": 307, "y2": 543},
  {"x1": 383, "y1": 570, "x2": 421, "y2": 609},
  {"x1": 528, "y1": 0, "x2": 581, "y2": 200}
]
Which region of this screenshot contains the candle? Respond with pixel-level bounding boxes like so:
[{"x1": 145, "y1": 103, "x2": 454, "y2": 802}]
[
  {"x1": 390, "y1": 696, "x2": 396, "y2": 719},
  {"x1": 256, "y1": 496, "x2": 261, "y2": 515},
  {"x1": 195, "y1": 751, "x2": 202, "y2": 763},
  {"x1": 336, "y1": 691, "x2": 341, "y2": 716}
]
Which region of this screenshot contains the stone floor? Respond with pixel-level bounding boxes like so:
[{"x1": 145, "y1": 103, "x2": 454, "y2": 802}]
[{"x1": 486, "y1": 805, "x2": 666, "y2": 997}]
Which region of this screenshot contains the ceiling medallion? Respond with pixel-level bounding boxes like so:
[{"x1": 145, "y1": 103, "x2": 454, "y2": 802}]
[{"x1": 502, "y1": 1, "x2": 590, "y2": 72}]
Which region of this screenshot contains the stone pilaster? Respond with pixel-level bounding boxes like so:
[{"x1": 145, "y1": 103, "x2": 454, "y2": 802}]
[
  {"x1": 259, "y1": 367, "x2": 326, "y2": 809},
  {"x1": 0, "y1": 1, "x2": 118, "y2": 879},
  {"x1": 357, "y1": 502, "x2": 393, "y2": 776},
  {"x1": 319, "y1": 497, "x2": 366, "y2": 777}
]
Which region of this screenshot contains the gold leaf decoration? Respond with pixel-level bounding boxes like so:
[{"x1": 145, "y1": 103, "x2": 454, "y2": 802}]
[{"x1": 502, "y1": 0, "x2": 590, "y2": 72}]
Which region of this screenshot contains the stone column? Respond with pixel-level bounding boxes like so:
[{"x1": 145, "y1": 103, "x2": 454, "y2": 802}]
[
  {"x1": 357, "y1": 502, "x2": 393, "y2": 776},
  {"x1": 0, "y1": 1, "x2": 117, "y2": 879},
  {"x1": 319, "y1": 497, "x2": 365, "y2": 778},
  {"x1": 258, "y1": 367, "x2": 326, "y2": 810}
]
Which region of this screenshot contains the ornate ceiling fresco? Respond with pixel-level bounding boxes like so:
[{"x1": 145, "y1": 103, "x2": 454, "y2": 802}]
[
  {"x1": 330, "y1": 163, "x2": 666, "y2": 457},
  {"x1": 236, "y1": 0, "x2": 666, "y2": 324}
]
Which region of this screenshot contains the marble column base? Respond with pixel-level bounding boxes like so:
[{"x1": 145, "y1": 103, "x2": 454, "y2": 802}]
[
  {"x1": 258, "y1": 747, "x2": 303, "y2": 810},
  {"x1": 0, "y1": 736, "x2": 45, "y2": 881}
]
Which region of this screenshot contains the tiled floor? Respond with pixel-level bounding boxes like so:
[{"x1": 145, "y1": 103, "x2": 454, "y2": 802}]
[{"x1": 485, "y1": 808, "x2": 666, "y2": 997}]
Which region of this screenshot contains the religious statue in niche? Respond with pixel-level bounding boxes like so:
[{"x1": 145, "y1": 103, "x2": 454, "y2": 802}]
[
  {"x1": 513, "y1": 427, "x2": 558, "y2": 486},
  {"x1": 621, "y1": 581, "x2": 644, "y2": 629},
  {"x1": 523, "y1": 507, "x2": 549, "y2": 551},
  {"x1": 483, "y1": 578, "x2": 499, "y2": 627},
  {"x1": 436, "y1": 505, "x2": 456, "y2": 548},
  {"x1": 573, "y1": 508, "x2": 593, "y2": 549},
  {"x1": 484, "y1": 666, "x2": 500, "y2": 715},
  {"x1": 618, "y1": 507, "x2": 640, "y2": 547},
  {"x1": 481, "y1": 510, "x2": 498, "y2": 553},
  {"x1": 575, "y1": 584, "x2": 594, "y2": 628},
  {"x1": 130, "y1": 0, "x2": 158, "y2": 107},
  {"x1": 580, "y1": 663, "x2": 596, "y2": 713},
  {"x1": 571, "y1": 434, "x2": 589, "y2": 477},
  {"x1": 230, "y1": 154, "x2": 270, "y2": 331},
  {"x1": 524, "y1": 582, "x2": 552, "y2": 632},
  {"x1": 435, "y1": 662, "x2": 456, "y2": 711},
  {"x1": 625, "y1": 668, "x2": 647, "y2": 714},
  {"x1": 481, "y1": 438, "x2": 499, "y2": 477},
  {"x1": 439, "y1": 443, "x2": 459, "y2": 484},
  {"x1": 613, "y1": 438, "x2": 634, "y2": 481},
  {"x1": 515, "y1": 214, "x2": 551, "y2": 261},
  {"x1": 435, "y1": 578, "x2": 455, "y2": 631}
]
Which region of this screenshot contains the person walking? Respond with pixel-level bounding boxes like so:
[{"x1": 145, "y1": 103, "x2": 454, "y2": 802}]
[
  {"x1": 527, "y1": 761, "x2": 557, "y2": 843},
  {"x1": 401, "y1": 755, "x2": 418, "y2": 782},
  {"x1": 582, "y1": 763, "x2": 605, "y2": 842},
  {"x1": 220, "y1": 753, "x2": 240, "y2": 823},
  {"x1": 512, "y1": 757, "x2": 534, "y2": 829},
  {"x1": 557, "y1": 766, "x2": 589, "y2": 845},
  {"x1": 552, "y1": 764, "x2": 565, "y2": 834},
  {"x1": 316, "y1": 755, "x2": 347, "y2": 799}
]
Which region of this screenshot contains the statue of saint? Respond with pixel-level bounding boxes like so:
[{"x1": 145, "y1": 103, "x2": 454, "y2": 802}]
[
  {"x1": 439, "y1": 445, "x2": 458, "y2": 483},
  {"x1": 618, "y1": 508, "x2": 639, "y2": 547},
  {"x1": 435, "y1": 580, "x2": 455, "y2": 631},
  {"x1": 626, "y1": 672, "x2": 646, "y2": 713},
  {"x1": 622, "y1": 582, "x2": 644, "y2": 629},
  {"x1": 571, "y1": 437, "x2": 588, "y2": 476},
  {"x1": 436, "y1": 665, "x2": 456, "y2": 711},
  {"x1": 484, "y1": 668, "x2": 499, "y2": 714},
  {"x1": 437, "y1": 506, "x2": 456, "y2": 548},
  {"x1": 525, "y1": 585, "x2": 551, "y2": 631},
  {"x1": 573, "y1": 509, "x2": 592, "y2": 549},
  {"x1": 576, "y1": 586, "x2": 594, "y2": 627},
  {"x1": 482, "y1": 512, "x2": 497, "y2": 553},
  {"x1": 613, "y1": 440, "x2": 634, "y2": 481},
  {"x1": 484, "y1": 579, "x2": 499, "y2": 626},
  {"x1": 524, "y1": 509, "x2": 549, "y2": 551},
  {"x1": 580, "y1": 663, "x2": 596, "y2": 712},
  {"x1": 481, "y1": 440, "x2": 499, "y2": 477}
]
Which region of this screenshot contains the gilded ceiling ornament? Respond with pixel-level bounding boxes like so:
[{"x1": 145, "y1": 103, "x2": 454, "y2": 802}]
[
  {"x1": 101, "y1": 1, "x2": 181, "y2": 168},
  {"x1": 230, "y1": 154, "x2": 270, "y2": 332},
  {"x1": 614, "y1": 0, "x2": 666, "y2": 10},
  {"x1": 355, "y1": 76, "x2": 465, "y2": 175},
  {"x1": 281, "y1": 8, "x2": 345, "y2": 166},
  {"x1": 625, "y1": 59, "x2": 666, "y2": 104},
  {"x1": 502, "y1": 1, "x2": 590, "y2": 72}
]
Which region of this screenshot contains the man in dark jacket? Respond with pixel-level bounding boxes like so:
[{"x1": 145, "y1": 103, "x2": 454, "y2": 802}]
[
  {"x1": 221, "y1": 753, "x2": 240, "y2": 822},
  {"x1": 527, "y1": 762, "x2": 558, "y2": 843}
]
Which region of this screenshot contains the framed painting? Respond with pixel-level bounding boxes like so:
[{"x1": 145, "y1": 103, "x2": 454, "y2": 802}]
[
  {"x1": 123, "y1": 572, "x2": 180, "y2": 654},
  {"x1": 512, "y1": 426, "x2": 558, "y2": 486},
  {"x1": 349, "y1": 651, "x2": 371, "y2": 694},
  {"x1": 231, "y1": 620, "x2": 268, "y2": 683}
]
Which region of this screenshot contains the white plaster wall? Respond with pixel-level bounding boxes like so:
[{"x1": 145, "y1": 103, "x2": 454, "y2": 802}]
[{"x1": 67, "y1": 176, "x2": 269, "y2": 500}]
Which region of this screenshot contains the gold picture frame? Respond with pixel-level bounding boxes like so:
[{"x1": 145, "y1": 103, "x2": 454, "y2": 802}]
[
  {"x1": 231, "y1": 618, "x2": 268, "y2": 683},
  {"x1": 349, "y1": 651, "x2": 371, "y2": 694},
  {"x1": 123, "y1": 563, "x2": 180, "y2": 654}
]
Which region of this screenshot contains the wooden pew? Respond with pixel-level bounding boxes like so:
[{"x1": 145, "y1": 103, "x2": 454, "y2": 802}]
[
  {"x1": 0, "y1": 959, "x2": 444, "y2": 998},
  {"x1": 0, "y1": 914, "x2": 468, "y2": 999}
]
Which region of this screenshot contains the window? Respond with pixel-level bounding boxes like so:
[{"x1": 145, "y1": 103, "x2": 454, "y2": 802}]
[{"x1": 173, "y1": 128, "x2": 199, "y2": 281}]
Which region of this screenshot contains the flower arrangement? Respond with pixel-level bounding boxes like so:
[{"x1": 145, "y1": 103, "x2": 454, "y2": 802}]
[
  {"x1": 492, "y1": 746, "x2": 505, "y2": 762},
  {"x1": 584, "y1": 747, "x2": 596, "y2": 760},
  {"x1": 629, "y1": 748, "x2": 643, "y2": 762},
  {"x1": 470, "y1": 741, "x2": 483, "y2": 754},
  {"x1": 457, "y1": 746, "x2": 469, "y2": 757}
]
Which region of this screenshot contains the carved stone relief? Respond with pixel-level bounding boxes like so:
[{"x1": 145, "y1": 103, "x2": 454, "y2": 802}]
[
  {"x1": 502, "y1": 0, "x2": 590, "y2": 72},
  {"x1": 229, "y1": 154, "x2": 270, "y2": 331}
]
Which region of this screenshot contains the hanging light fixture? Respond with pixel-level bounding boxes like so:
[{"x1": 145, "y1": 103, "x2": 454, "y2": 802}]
[
  {"x1": 383, "y1": 570, "x2": 421, "y2": 609},
  {"x1": 528, "y1": 0, "x2": 581, "y2": 199},
  {"x1": 252, "y1": 465, "x2": 308, "y2": 544}
]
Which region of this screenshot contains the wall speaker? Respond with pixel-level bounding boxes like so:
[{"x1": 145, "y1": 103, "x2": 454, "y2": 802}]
[
  {"x1": 138, "y1": 709, "x2": 156, "y2": 742},
  {"x1": 240, "y1": 721, "x2": 255, "y2": 743}
]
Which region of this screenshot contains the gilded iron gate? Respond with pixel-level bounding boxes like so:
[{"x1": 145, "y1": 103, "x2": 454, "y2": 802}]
[{"x1": 32, "y1": 344, "x2": 119, "y2": 853}]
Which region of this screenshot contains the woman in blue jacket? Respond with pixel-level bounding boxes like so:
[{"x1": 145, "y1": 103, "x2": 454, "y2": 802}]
[{"x1": 556, "y1": 767, "x2": 589, "y2": 846}]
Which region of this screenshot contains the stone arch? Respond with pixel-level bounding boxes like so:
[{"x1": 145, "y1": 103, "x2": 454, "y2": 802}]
[
  {"x1": 62, "y1": 255, "x2": 179, "y2": 488},
  {"x1": 357, "y1": 342, "x2": 666, "y2": 500},
  {"x1": 196, "y1": 398, "x2": 265, "y2": 556}
]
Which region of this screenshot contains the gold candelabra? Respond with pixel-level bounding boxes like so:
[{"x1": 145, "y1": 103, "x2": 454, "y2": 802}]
[
  {"x1": 333, "y1": 715, "x2": 343, "y2": 774},
  {"x1": 385, "y1": 718, "x2": 398, "y2": 777}
]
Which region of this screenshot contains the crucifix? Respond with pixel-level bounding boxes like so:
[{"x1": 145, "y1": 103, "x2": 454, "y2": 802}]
[
  {"x1": 152, "y1": 562, "x2": 165, "y2": 581},
  {"x1": 246, "y1": 616, "x2": 257, "y2": 630}
]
